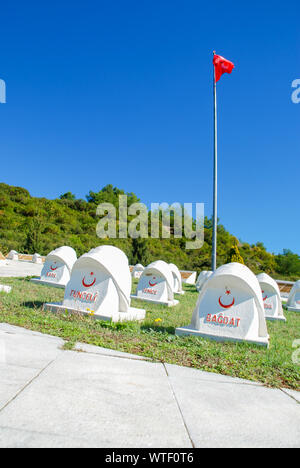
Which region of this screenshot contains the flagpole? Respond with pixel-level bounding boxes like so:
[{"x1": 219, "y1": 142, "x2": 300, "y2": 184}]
[{"x1": 211, "y1": 51, "x2": 217, "y2": 272}]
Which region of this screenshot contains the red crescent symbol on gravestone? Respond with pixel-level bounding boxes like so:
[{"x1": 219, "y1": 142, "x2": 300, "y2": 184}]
[
  {"x1": 262, "y1": 291, "x2": 268, "y2": 301},
  {"x1": 149, "y1": 277, "x2": 157, "y2": 287},
  {"x1": 82, "y1": 273, "x2": 96, "y2": 288},
  {"x1": 50, "y1": 264, "x2": 58, "y2": 271},
  {"x1": 149, "y1": 281, "x2": 157, "y2": 287},
  {"x1": 218, "y1": 296, "x2": 235, "y2": 309}
]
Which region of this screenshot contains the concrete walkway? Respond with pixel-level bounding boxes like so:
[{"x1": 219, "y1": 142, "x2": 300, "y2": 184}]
[
  {"x1": 0, "y1": 323, "x2": 299, "y2": 448},
  {"x1": 0, "y1": 260, "x2": 43, "y2": 278}
]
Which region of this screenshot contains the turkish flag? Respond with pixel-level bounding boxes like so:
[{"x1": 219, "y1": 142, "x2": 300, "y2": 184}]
[{"x1": 213, "y1": 54, "x2": 234, "y2": 82}]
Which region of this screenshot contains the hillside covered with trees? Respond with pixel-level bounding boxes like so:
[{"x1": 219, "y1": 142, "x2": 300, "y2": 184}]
[{"x1": 0, "y1": 183, "x2": 299, "y2": 280}]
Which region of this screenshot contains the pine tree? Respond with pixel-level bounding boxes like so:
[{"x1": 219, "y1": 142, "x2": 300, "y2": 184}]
[
  {"x1": 130, "y1": 238, "x2": 149, "y2": 265},
  {"x1": 23, "y1": 216, "x2": 44, "y2": 254}
]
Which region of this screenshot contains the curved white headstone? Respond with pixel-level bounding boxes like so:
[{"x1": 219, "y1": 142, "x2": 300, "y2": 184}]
[
  {"x1": 196, "y1": 271, "x2": 213, "y2": 292},
  {"x1": 169, "y1": 263, "x2": 184, "y2": 295},
  {"x1": 31, "y1": 246, "x2": 77, "y2": 288},
  {"x1": 8, "y1": 250, "x2": 18, "y2": 261},
  {"x1": 132, "y1": 260, "x2": 178, "y2": 307},
  {"x1": 181, "y1": 271, "x2": 197, "y2": 284},
  {"x1": 32, "y1": 253, "x2": 43, "y2": 264},
  {"x1": 44, "y1": 245, "x2": 146, "y2": 322},
  {"x1": 176, "y1": 263, "x2": 269, "y2": 347},
  {"x1": 132, "y1": 263, "x2": 145, "y2": 279},
  {"x1": 256, "y1": 273, "x2": 286, "y2": 321},
  {"x1": 287, "y1": 280, "x2": 300, "y2": 312}
]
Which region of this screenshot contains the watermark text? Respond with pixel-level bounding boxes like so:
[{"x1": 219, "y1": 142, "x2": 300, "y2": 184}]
[
  {"x1": 0, "y1": 79, "x2": 6, "y2": 103},
  {"x1": 96, "y1": 196, "x2": 204, "y2": 250},
  {"x1": 291, "y1": 79, "x2": 300, "y2": 104},
  {"x1": 292, "y1": 339, "x2": 300, "y2": 365}
]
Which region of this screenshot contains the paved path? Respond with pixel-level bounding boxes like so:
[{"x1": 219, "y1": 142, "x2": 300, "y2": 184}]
[
  {"x1": 0, "y1": 260, "x2": 43, "y2": 278},
  {"x1": 0, "y1": 324, "x2": 299, "y2": 448}
]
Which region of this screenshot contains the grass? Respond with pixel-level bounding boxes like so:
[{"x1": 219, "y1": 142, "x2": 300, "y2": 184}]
[{"x1": 0, "y1": 276, "x2": 299, "y2": 391}]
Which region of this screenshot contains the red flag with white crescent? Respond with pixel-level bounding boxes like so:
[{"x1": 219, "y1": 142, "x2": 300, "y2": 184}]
[{"x1": 213, "y1": 54, "x2": 234, "y2": 82}]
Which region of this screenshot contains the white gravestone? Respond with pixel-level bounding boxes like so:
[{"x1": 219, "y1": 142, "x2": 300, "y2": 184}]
[
  {"x1": 31, "y1": 246, "x2": 77, "y2": 288},
  {"x1": 32, "y1": 253, "x2": 43, "y2": 264},
  {"x1": 176, "y1": 263, "x2": 269, "y2": 347},
  {"x1": 0, "y1": 285, "x2": 11, "y2": 293},
  {"x1": 131, "y1": 264, "x2": 145, "y2": 279},
  {"x1": 131, "y1": 260, "x2": 179, "y2": 307},
  {"x1": 286, "y1": 280, "x2": 300, "y2": 312},
  {"x1": 169, "y1": 263, "x2": 184, "y2": 295},
  {"x1": 196, "y1": 271, "x2": 213, "y2": 292},
  {"x1": 44, "y1": 245, "x2": 146, "y2": 322},
  {"x1": 257, "y1": 273, "x2": 286, "y2": 322},
  {"x1": 7, "y1": 250, "x2": 18, "y2": 261},
  {"x1": 181, "y1": 271, "x2": 197, "y2": 284}
]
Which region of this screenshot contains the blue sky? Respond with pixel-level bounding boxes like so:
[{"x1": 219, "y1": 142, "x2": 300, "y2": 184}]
[{"x1": 0, "y1": 1, "x2": 299, "y2": 254}]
